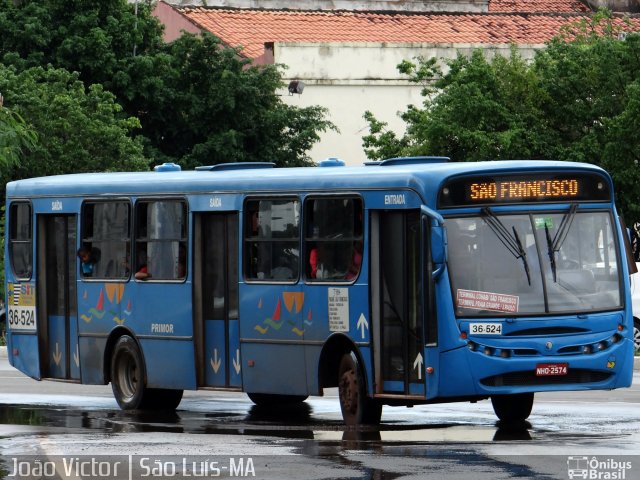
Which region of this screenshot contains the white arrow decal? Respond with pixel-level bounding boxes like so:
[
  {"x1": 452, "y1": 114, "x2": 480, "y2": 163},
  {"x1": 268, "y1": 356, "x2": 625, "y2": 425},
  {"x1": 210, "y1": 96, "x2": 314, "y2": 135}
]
[
  {"x1": 73, "y1": 345, "x2": 80, "y2": 368},
  {"x1": 356, "y1": 313, "x2": 369, "y2": 339},
  {"x1": 232, "y1": 349, "x2": 241, "y2": 375},
  {"x1": 210, "y1": 349, "x2": 222, "y2": 374},
  {"x1": 52, "y1": 342, "x2": 62, "y2": 366},
  {"x1": 413, "y1": 352, "x2": 424, "y2": 380}
]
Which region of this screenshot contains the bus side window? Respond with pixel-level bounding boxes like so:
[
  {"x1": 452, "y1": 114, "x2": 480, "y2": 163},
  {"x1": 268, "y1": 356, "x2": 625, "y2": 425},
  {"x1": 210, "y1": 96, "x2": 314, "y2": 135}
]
[
  {"x1": 135, "y1": 200, "x2": 187, "y2": 281},
  {"x1": 81, "y1": 201, "x2": 130, "y2": 280},
  {"x1": 304, "y1": 197, "x2": 363, "y2": 281},
  {"x1": 9, "y1": 202, "x2": 33, "y2": 279},
  {"x1": 244, "y1": 198, "x2": 300, "y2": 281}
]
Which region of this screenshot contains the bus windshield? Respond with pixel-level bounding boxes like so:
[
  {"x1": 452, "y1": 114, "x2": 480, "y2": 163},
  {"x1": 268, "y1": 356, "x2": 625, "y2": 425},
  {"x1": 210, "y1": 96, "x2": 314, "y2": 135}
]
[{"x1": 446, "y1": 209, "x2": 622, "y2": 316}]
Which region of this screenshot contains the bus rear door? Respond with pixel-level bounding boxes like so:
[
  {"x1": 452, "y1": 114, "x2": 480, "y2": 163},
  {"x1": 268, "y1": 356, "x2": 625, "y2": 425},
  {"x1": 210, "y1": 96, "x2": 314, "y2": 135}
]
[
  {"x1": 36, "y1": 214, "x2": 80, "y2": 381},
  {"x1": 193, "y1": 212, "x2": 240, "y2": 389}
]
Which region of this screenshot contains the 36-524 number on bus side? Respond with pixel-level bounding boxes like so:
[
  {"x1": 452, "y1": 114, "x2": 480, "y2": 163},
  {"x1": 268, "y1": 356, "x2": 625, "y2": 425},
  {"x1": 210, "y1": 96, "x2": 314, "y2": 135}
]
[
  {"x1": 469, "y1": 323, "x2": 502, "y2": 335},
  {"x1": 7, "y1": 306, "x2": 36, "y2": 330}
]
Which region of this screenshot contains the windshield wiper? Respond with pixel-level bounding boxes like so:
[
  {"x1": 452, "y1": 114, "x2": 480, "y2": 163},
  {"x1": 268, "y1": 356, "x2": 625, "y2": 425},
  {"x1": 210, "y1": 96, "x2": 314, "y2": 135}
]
[
  {"x1": 544, "y1": 203, "x2": 578, "y2": 282},
  {"x1": 552, "y1": 203, "x2": 578, "y2": 252},
  {"x1": 481, "y1": 207, "x2": 531, "y2": 285},
  {"x1": 544, "y1": 223, "x2": 557, "y2": 282}
]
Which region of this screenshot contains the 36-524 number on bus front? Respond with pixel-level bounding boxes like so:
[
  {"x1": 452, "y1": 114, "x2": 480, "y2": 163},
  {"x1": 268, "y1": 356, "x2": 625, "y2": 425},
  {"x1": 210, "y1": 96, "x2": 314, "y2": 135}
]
[{"x1": 469, "y1": 323, "x2": 502, "y2": 335}]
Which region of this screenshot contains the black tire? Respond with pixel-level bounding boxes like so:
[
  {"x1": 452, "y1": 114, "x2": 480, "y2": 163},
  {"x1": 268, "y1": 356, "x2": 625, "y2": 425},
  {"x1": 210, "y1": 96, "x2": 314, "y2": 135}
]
[
  {"x1": 247, "y1": 393, "x2": 308, "y2": 406},
  {"x1": 491, "y1": 392, "x2": 534, "y2": 423},
  {"x1": 110, "y1": 335, "x2": 150, "y2": 410},
  {"x1": 146, "y1": 388, "x2": 184, "y2": 410},
  {"x1": 338, "y1": 352, "x2": 382, "y2": 426},
  {"x1": 634, "y1": 319, "x2": 640, "y2": 355}
]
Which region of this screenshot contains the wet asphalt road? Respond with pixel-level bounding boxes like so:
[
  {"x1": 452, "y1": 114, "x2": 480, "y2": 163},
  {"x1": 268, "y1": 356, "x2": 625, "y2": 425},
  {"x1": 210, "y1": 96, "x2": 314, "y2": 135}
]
[{"x1": 0, "y1": 355, "x2": 639, "y2": 479}]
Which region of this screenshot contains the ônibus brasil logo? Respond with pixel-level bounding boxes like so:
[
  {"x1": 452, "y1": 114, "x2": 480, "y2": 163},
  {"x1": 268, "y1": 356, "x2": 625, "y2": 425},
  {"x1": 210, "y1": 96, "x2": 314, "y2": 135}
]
[{"x1": 567, "y1": 456, "x2": 632, "y2": 479}]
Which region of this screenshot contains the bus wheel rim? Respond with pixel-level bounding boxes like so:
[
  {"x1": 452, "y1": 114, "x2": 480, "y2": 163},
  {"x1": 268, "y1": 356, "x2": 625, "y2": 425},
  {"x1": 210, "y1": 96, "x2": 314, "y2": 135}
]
[
  {"x1": 339, "y1": 367, "x2": 358, "y2": 414},
  {"x1": 117, "y1": 352, "x2": 138, "y2": 400}
]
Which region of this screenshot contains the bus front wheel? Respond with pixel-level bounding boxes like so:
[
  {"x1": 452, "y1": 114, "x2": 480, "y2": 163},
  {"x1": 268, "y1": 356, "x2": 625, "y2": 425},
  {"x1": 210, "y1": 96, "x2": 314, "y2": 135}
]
[
  {"x1": 338, "y1": 352, "x2": 382, "y2": 426},
  {"x1": 111, "y1": 335, "x2": 150, "y2": 410},
  {"x1": 491, "y1": 392, "x2": 534, "y2": 423}
]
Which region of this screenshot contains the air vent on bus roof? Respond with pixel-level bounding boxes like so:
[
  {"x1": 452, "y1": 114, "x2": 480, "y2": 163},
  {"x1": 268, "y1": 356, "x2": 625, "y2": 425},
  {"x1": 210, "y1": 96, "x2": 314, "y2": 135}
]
[
  {"x1": 154, "y1": 162, "x2": 182, "y2": 172},
  {"x1": 317, "y1": 157, "x2": 346, "y2": 167},
  {"x1": 195, "y1": 162, "x2": 275, "y2": 171},
  {"x1": 364, "y1": 156, "x2": 450, "y2": 166}
]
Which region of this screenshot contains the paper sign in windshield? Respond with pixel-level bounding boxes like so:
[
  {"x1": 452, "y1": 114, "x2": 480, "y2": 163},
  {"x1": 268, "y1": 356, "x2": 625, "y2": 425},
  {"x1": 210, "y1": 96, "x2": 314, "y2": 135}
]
[{"x1": 457, "y1": 289, "x2": 519, "y2": 313}]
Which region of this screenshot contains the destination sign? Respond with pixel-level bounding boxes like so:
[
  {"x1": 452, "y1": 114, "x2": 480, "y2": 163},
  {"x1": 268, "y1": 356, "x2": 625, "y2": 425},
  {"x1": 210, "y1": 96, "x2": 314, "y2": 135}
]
[{"x1": 439, "y1": 173, "x2": 610, "y2": 207}]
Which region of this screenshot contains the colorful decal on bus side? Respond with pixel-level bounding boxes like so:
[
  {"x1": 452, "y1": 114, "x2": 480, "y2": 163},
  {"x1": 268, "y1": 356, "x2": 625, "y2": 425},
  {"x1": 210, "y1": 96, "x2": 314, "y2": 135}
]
[
  {"x1": 254, "y1": 292, "x2": 308, "y2": 336},
  {"x1": 80, "y1": 284, "x2": 129, "y2": 325}
]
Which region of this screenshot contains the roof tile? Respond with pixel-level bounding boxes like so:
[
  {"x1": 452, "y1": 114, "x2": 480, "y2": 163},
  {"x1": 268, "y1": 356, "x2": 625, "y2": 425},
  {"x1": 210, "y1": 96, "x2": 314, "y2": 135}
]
[
  {"x1": 177, "y1": 6, "x2": 640, "y2": 59},
  {"x1": 489, "y1": 0, "x2": 591, "y2": 13}
]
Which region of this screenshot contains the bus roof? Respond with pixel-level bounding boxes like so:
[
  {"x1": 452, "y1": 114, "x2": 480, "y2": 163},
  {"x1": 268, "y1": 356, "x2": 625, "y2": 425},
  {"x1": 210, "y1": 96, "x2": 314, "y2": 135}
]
[{"x1": 6, "y1": 159, "x2": 611, "y2": 201}]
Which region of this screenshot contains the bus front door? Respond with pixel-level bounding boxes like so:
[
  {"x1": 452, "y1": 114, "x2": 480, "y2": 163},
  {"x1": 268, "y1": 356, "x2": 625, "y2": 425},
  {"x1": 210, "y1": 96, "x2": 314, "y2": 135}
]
[
  {"x1": 36, "y1": 214, "x2": 80, "y2": 381},
  {"x1": 194, "y1": 213, "x2": 240, "y2": 389},
  {"x1": 372, "y1": 210, "x2": 426, "y2": 398}
]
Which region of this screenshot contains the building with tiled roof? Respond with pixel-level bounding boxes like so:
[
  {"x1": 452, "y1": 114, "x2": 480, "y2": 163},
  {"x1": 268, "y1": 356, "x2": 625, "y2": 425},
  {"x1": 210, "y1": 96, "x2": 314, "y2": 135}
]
[{"x1": 155, "y1": 0, "x2": 640, "y2": 164}]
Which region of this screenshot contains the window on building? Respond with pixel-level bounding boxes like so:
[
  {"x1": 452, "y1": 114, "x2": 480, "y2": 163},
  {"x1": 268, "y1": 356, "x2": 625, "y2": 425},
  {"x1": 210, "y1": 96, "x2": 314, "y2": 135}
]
[
  {"x1": 244, "y1": 198, "x2": 300, "y2": 281},
  {"x1": 135, "y1": 200, "x2": 187, "y2": 281}
]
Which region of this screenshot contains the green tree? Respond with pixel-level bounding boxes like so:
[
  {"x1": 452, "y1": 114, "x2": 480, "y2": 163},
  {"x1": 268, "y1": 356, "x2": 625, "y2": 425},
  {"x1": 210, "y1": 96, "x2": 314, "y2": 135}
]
[
  {"x1": 0, "y1": 64, "x2": 149, "y2": 190},
  {"x1": 0, "y1": 92, "x2": 36, "y2": 168},
  {"x1": 0, "y1": 0, "x2": 163, "y2": 88},
  {"x1": 0, "y1": 1, "x2": 334, "y2": 168},
  {"x1": 363, "y1": 48, "x2": 549, "y2": 162},
  {"x1": 118, "y1": 32, "x2": 333, "y2": 168}
]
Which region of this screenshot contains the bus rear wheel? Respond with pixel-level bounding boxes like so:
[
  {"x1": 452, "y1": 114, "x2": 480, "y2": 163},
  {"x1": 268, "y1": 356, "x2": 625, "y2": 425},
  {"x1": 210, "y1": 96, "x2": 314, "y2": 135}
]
[
  {"x1": 247, "y1": 393, "x2": 308, "y2": 406},
  {"x1": 111, "y1": 335, "x2": 151, "y2": 410},
  {"x1": 146, "y1": 388, "x2": 184, "y2": 410},
  {"x1": 338, "y1": 352, "x2": 382, "y2": 426},
  {"x1": 491, "y1": 392, "x2": 534, "y2": 423}
]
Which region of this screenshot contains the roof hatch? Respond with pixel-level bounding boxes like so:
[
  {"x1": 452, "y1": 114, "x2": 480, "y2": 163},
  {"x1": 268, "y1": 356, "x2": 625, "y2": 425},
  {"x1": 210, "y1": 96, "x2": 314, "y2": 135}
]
[
  {"x1": 365, "y1": 156, "x2": 449, "y2": 166},
  {"x1": 195, "y1": 162, "x2": 275, "y2": 171}
]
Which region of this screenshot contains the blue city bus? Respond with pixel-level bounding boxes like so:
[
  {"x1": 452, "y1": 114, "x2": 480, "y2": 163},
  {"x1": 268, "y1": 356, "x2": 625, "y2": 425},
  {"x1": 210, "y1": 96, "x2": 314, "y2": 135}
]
[{"x1": 4, "y1": 157, "x2": 635, "y2": 425}]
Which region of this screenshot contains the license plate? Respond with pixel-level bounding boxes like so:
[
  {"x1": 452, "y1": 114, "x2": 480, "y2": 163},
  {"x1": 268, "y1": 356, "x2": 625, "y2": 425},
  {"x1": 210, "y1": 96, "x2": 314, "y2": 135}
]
[
  {"x1": 469, "y1": 323, "x2": 502, "y2": 335},
  {"x1": 535, "y1": 363, "x2": 568, "y2": 376}
]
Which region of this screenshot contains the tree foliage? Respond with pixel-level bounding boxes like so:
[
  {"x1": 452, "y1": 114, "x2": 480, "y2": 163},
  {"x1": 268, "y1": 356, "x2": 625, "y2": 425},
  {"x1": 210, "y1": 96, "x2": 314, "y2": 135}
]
[
  {"x1": 115, "y1": 32, "x2": 332, "y2": 168},
  {"x1": 0, "y1": 0, "x2": 333, "y2": 171},
  {"x1": 363, "y1": 12, "x2": 640, "y2": 222},
  {"x1": 0, "y1": 64, "x2": 148, "y2": 188},
  {"x1": 0, "y1": 94, "x2": 36, "y2": 168}
]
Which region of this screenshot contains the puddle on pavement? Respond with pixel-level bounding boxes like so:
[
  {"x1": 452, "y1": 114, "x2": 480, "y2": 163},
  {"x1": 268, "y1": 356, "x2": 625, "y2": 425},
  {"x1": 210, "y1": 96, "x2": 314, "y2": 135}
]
[{"x1": 0, "y1": 402, "x2": 534, "y2": 446}]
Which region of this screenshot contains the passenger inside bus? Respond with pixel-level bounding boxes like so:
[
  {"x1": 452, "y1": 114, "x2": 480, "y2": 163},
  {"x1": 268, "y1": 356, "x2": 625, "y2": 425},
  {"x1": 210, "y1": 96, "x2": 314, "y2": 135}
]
[
  {"x1": 345, "y1": 240, "x2": 363, "y2": 280},
  {"x1": 77, "y1": 246, "x2": 99, "y2": 277},
  {"x1": 249, "y1": 210, "x2": 270, "y2": 279},
  {"x1": 135, "y1": 265, "x2": 150, "y2": 280},
  {"x1": 134, "y1": 250, "x2": 150, "y2": 280}
]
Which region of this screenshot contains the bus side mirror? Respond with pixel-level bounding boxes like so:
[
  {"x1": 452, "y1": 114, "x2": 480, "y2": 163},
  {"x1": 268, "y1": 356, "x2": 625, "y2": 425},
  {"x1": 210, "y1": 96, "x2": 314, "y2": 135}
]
[
  {"x1": 431, "y1": 224, "x2": 446, "y2": 265},
  {"x1": 421, "y1": 206, "x2": 446, "y2": 277}
]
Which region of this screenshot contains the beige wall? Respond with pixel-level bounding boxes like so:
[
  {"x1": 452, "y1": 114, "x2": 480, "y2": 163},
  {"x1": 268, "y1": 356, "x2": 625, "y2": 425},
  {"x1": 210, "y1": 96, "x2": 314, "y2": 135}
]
[{"x1": 275, "y1": 42, "x2": 542, "y2": 165}]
